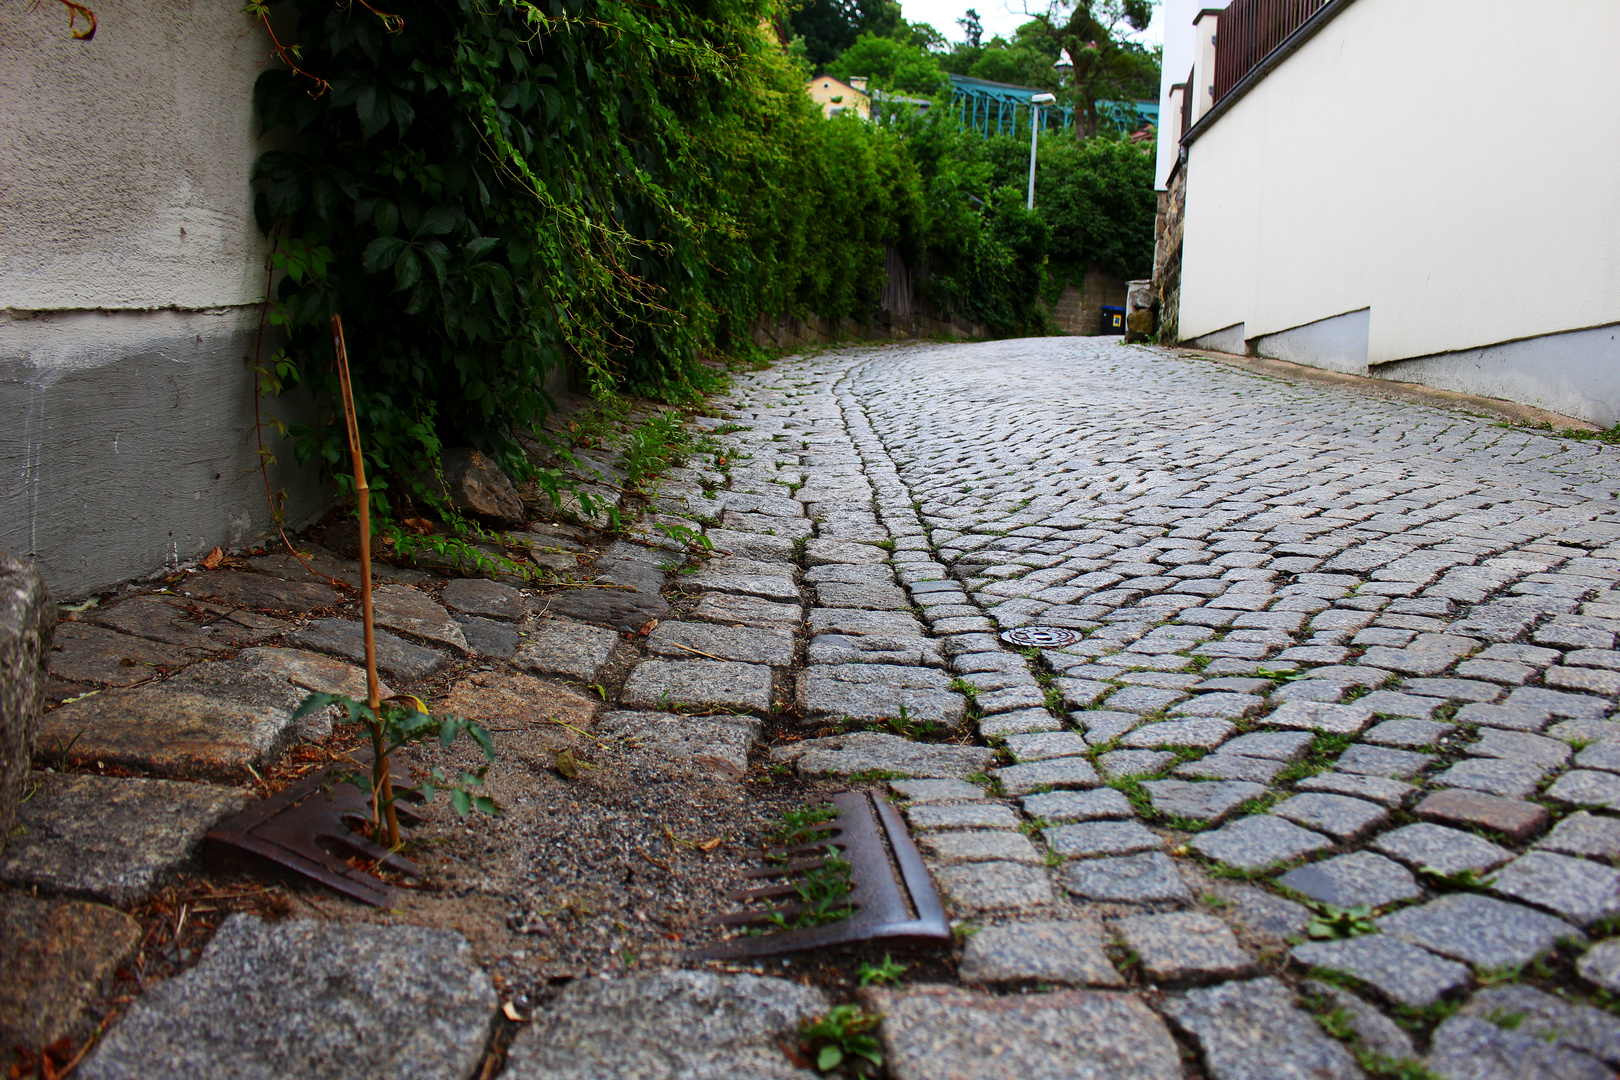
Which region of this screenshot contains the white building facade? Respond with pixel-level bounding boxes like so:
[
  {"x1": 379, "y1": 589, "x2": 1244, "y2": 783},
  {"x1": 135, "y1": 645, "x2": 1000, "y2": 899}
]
[{"x1": 1154, "y1": 0, "x2": 1620, "y2": 425}]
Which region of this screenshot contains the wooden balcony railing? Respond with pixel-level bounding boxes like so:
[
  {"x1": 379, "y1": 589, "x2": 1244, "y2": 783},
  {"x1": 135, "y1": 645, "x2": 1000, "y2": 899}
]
[{"x1": 1213, "y1": 0, "x2": 1328, "y2": 103}]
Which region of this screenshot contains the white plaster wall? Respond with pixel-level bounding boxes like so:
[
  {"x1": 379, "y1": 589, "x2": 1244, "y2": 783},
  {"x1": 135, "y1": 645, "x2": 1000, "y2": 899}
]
[
  {"x1": 0, "y1": 0, "x2": 277, "y2": 309},
  {"x1": 0, "y1": 0, "x2": 331, "y2": 596},
  {"x1": 1178, "y1": 0, "x2": 1620, "y2": 366},
  {"x1": 1154, "y1": 0, "x2": 1227, "y2": 190}
]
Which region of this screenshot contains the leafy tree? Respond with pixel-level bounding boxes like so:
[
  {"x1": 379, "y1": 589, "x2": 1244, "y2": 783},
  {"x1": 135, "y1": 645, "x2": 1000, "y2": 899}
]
[
  {"x1": 957, "y1": 8, "x2": 982, "y2": 48},
  {"x1": 966, "y1": 23, "x2": 1061, "y2": 88},
  {"x1": 829, "y1": 33, "x2": 949, "y2": 97},
  {"x1": 1023, "y1": 0, "x2": 1158, "y2": 134},
  {"x1": 790, "y1": 0, "x2": 903, "y2": 70}
]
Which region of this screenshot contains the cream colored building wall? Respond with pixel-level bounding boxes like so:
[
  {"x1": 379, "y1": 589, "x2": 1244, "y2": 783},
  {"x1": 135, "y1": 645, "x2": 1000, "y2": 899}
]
[
  {"x1": 0, "y1": 0, "x2": 328, "y2": 596},
  {"x1": 1179, "y1": 0, "x2": 1620, "y2": 369},
  {"x1": 805, "y1": 76, "x2": 870, "y2": 119}
]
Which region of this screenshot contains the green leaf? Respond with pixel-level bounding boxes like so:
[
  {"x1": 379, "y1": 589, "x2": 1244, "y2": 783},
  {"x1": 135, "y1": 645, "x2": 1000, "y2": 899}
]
[
  {"x1": 393, "y1": 248, "x2": 422, "y2": 291},
  {"x1": 362, "y1": 236, "x2": 409, "y2": 273},
  {"x1": 415, "y1": 205, "x2": 460, "y2": 236},
  {"x1": 290, "y1": 692, "x2": 343, "y2": 722},
  {"x1": 451, "y1": 788, "x2": 472, "y2": 817},
  {"x1": 815, "y1": 1045, "x2": 841, "y2": 1072}
]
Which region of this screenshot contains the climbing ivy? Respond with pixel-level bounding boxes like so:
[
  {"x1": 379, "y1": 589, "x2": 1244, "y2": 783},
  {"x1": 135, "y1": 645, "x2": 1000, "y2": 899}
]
[{"x1": 251, "y1": 0, "x2": 1080, "y2": 503}]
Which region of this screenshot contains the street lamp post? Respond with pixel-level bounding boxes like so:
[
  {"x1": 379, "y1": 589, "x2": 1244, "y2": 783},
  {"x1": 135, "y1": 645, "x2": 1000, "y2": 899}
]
[{"x1": 1027, "y1": 91, "x2": 1056, "y2": 210}]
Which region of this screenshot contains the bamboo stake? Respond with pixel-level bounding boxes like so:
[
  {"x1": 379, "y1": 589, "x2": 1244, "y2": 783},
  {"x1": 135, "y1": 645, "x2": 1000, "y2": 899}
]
[{"x1": 331, "y1": 315, "x2": 400, "y2": 849}]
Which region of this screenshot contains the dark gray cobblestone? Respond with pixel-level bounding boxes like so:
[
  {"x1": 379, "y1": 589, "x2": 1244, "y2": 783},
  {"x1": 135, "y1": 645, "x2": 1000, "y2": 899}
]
[{"x1": 693, "y1": 339, "x2": 1620, "y2": 1080}]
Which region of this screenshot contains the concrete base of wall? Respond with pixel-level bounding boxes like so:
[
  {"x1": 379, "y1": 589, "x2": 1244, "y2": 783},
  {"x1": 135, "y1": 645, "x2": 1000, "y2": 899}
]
[
  {"x1": 1253, "y1": 307, "x2": 1369, "y2": 374},
  {"x1": 1372, "y1": 321, "x2": 1620, "y2": 427},
  {"x1": 1, "y1": 307, "x2": 330, "y2": 598},
  {"x1": 1187, "y1": 322, "x2": 1246, "y2": 354}
]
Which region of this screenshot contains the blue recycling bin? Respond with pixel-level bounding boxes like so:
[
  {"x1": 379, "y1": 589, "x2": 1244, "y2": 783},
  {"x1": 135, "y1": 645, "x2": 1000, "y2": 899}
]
[{"x1": 1100, "y1": 305, "x2": 1125, "y2": 334}]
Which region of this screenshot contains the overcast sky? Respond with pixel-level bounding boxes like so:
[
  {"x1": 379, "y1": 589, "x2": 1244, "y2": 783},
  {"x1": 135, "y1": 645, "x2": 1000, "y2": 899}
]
[{"x1": 900, "y1": 0, "x2": 1165, "y2": 51}]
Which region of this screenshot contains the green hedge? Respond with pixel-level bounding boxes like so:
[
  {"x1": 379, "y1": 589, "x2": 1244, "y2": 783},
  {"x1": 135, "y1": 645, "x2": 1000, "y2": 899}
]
[{"x1": 252, "y1": 0, "x2": 1141, "y2": 502}]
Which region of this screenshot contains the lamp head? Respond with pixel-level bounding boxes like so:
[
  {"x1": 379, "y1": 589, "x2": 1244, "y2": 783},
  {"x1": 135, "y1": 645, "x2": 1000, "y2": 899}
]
[{"x1": 1030, "y1": 92, "x2": 1056, "y2": 105}]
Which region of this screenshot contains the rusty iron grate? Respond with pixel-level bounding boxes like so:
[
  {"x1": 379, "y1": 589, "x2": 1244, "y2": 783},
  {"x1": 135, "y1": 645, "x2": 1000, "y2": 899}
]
[
  {"x1": 1000, "y1": 625, "x2": 1084, "y2": 648},
  {"x1": 687, "y1": 789, "x2": 951, "y2": 960},
  {"x1": 208, "y1": 754, "x2": 422, "y2": 908}
]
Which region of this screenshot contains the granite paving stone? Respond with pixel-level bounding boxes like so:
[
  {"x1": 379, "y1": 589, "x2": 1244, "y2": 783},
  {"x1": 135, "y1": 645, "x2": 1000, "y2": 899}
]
[
  {"x1": 978, "y1": 708, "x2": 1063, "y2": 737},
  {"x1": 1290, "y1": 935, "x2": 1470, "y2": 1008},
  {"x1": 1575, "y1": 741, "x2": 1620, "y2": 772},
  {"x1": 1044, "y1": 819, "x2": 1164, "y2": 859},
  {"x1": 1372, "y1": 822, "x2": 1515, "y2": 876},
  {"x1": 1172, "y1": 753, "x2": 1290, "y2": 783},
  {"x1": 1542, "y1": 769, "x2": 1620, "y2": 806},
  {"x1": 1114, "y1": 911, "x2": 1252, "y2": 982},
  {"x1": 514, "y1": 619, "x2": 621, "y2": 682},
  {"x1": 1300, "y1": 980, "x2": 1417, "y2": 1063},
  {"x1": 1363, "y1": 718, "x2": 1455, "y2": 747},
  {"x1": 288, "y1": 618, "x2": 447, "y2": 681},
  {"x1": 79, "y1": 915, "x2": 496, "y2": 1080},
  {"x1": 369, "y1": 584, "x2": 470, "y2": 651},
  {"x1": 1271, "y1": 792, "x2": 1389, "y2": 841},
  {"x1": 1172, "y1": 692, "x2": 1264, "y2": 718},
  {"x1": 1074, "y1": 710, "x2": 1140, "y2": 743},
  {"x1": 906, "y1": 802, "x2": 1021, "y2": 830},
  {"x1": 594, "y1": 710, "x2": 760, "y2": 775},
  {"x1": 455, "y1": 615, "x2": 520, "y2": 659},
  {"x1": 1424, "y1": 1015, "x2": 1612, "y2": 1080},
  {"x1": 1334, "y1": 743, "x2": 1435, "y2": 779},
  {"x1": 1264, "y1": 700, "x2": 1376, "y2": 734},
  {"x1": 1002, "y1": 730, "x2": 1088, "y2": 762},
  {"x1": 1096, "y1": 749, "x2": 1175, "y2": 778},
  {"x1": 773, "y1": 731, "x2": 993, "y2": 779},
  {"x1": 647, "y1": 620, "x2": 796, "y2": 666},
  {"x1": 992, "y1": 756, "x2": 1101, "y2": 795},
  {"x1": 796, "y1": 665, "x2": 966, "y2": 726},
  {"x1": 1142, "y1": 779, "x2": 1267, "y2": 823},
  {"x1": 1297, "y1": 771, "x2": 1417, "y2": 806},
  {"x1": 891, "y1": 778, "x2": 987, "y2": 803},
  {"x1": 1189, "y1": 815, "x2": 1333, "y2": 870},
  {"x1": 1060, "y1": 851, "x2": 1193, "y2": 903},
  {"x1": 1536, "y1": 810, "x2": 1620, "y2": 859},
  {"x1": 957, "y1": 920, "x2": 1123, "y2": 986},
  {"x1": 1162, "y1": 978, "x2": 1362, "y2": 1080},
  {"x1": 1458, "y1": 984, "x2": 1620, "y2": 1068},
  {"x1": 864, "y1": 985, "x2": 1181, "y2": 1080},
  {"x1": 1, "y1": 894, "x2": 142, "y2": 1049},
  {"x1": 1491, "y1": 850, "x2": 1620, "y2": 926},
  {"x1": 1222, "y1": 885, "x2": 1311, "y2": 940},
  {"x1": 933, "y1": 861, "x2": 1057, "y2": 911},
  {"x1": 504, "y1": 970, "x2": 826, "y2": 1080},
  {"x1": 1104, "y1": 685, "x2": 1188, "y2": 713},
  {"x1": 1431, "y1": 756, "x2": 1550, "y2": 798},
  {"x1": 1279, "y1": 850, "x2": 1422, "y2": 908},
  {"x1": 1021, "y1": 787, "x2": 1135, "y2": 822},
  {"x1": 440, "y1": 578, "x2": 528, "y2": 621},
  {"x1": 1577, "y1": 940, "x2": 1620, "y2": 992},
  {"x1": 1220, "y1": 729, "x2": 1314, "y2": 759},
  {"x1": 921, "y1": 830, "x2": 1044, "y2": 864},
  {"x1": 1379, "y1": 893, "x2": 1584, "y2": 968},
  {"x1": 691, "y1": 592, "x2": 804, "y2": 629},
  {"x1": 621, "y1": 659, "x2": 773, "y2": 713},
  {"x1": 1415, "y1": 787, "x2": 1550, "y2": 840},
  {"x1": 1121, "y1": 718, "x2": 1235, "y2": 749}
]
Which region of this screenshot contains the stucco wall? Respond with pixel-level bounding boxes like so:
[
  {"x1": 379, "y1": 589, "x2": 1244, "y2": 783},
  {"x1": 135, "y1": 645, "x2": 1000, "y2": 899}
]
[
  {"x1": 1, "y1": 0, "x2": 329, "y2": 597},
  {"x1": 1176, "y1": 0, "x2": 1620, "y2": 417}
]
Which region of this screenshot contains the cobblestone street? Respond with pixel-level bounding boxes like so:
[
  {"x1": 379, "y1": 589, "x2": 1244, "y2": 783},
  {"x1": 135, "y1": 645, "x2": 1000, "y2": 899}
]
[
  {"x1": 685, "y1": 337, "x2": 1620, "y2": 1079},
  {"x1": 15, "y1": 336, "x2": 1620, "y2": 1079}
]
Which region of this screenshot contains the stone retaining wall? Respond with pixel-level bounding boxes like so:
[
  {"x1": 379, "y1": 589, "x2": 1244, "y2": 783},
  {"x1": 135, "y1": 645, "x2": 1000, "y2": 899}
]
[{"x1": 0, "y1": 553, "x2": 55, "y2": 854}]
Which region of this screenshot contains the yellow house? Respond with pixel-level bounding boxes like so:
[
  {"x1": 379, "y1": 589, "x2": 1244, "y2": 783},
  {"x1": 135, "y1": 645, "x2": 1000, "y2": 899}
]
[{"x1": 805, "y1": 74, "x2": 870, "y2": 119}]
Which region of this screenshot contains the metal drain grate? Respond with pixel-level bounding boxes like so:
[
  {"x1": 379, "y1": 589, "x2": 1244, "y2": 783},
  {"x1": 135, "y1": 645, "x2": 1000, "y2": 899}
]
[
  {"x1": 1000, "y1": 625, "x2": 1084, "y2": 648},
  {"x1": 208, "y1": 754, "x2": 422, "y2": 907},
  {"x1": 687, "y1": 789, "x2": 951, "y2": 960}
]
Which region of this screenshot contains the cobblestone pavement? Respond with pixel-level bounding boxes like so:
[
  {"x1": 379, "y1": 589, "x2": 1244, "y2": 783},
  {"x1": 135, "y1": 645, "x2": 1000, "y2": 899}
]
[
  {"x1": 17, "y1": 336, "x2": 1620, "y2": 1078},
  {"x1": 677, "y1": 337, "x2": 1620, "y2": 1079}
]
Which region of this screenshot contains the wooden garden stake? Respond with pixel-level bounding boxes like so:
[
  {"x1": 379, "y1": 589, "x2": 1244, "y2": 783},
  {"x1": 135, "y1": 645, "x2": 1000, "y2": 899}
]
[{"x1": 331, "y1": 315, "x2": 401, "y2": 849}]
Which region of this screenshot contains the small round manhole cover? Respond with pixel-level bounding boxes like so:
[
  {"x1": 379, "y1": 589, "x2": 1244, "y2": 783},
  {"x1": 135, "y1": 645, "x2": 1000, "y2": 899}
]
[{"x1": 1000, "y1": 626, "x2": 1083, "y2": 648}]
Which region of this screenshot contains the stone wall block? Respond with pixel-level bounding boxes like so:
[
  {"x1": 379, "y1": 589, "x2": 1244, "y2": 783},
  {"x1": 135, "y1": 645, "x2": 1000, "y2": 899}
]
[{"x1": 0, "y1": 552, "x2": 56, "y2": 854}]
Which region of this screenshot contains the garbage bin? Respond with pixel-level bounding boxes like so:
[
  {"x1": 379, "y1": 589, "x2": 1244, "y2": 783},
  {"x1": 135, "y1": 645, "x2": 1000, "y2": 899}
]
[{"x1": 1100, "y1": 305, "x2": 1125, "y2": 335}]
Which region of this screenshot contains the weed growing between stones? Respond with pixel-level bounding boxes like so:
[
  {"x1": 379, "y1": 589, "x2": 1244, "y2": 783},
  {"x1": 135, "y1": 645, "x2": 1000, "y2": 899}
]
[
  {"x1": 1303, "y1": 902, "x2": 1378, "y2": 940},
  {"x1": 855, "y1": 954, "x2": 908, "y2": 986},
  {"x1": 290, "y1": 692, "x2": 499, "y2": 841},
  {"x1": 799, "y1": 1005, "x2": 884, "y2": 1075}
]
